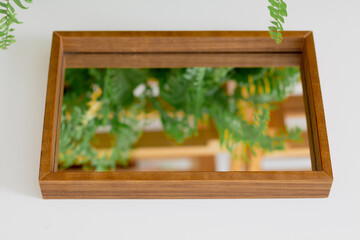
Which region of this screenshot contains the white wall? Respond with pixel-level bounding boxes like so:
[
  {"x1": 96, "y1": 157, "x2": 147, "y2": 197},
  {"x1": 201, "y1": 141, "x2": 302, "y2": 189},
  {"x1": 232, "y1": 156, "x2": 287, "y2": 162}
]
[{"x1": 1, "y1": 0, "x2": 359, "y2": 239}]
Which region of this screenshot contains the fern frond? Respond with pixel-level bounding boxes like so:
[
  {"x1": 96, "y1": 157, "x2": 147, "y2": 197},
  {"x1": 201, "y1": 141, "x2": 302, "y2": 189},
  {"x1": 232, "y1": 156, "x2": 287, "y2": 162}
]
[
  {"x1": 268, "y1": 0, "x2": 287, "y2": 44},
  {"x1": 0, "y1": 0, "x2": 31, "y2": 50}
]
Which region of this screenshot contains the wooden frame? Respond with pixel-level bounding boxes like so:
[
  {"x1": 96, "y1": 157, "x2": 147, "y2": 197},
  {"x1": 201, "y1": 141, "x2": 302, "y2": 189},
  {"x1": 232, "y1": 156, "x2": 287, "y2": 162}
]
[{"x1": 39, "y1": 31, "x2": 333, "y2": 199}]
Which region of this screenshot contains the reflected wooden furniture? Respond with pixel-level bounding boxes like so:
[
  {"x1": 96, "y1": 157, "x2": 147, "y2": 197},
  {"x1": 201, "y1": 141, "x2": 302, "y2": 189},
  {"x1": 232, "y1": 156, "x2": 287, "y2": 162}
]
[
  {"x1": 247, "y1": 95, "x2": 310, "y2": 171},
  {"x1": 39, "y1": 31, "x2": 333, "y2": 199},
  {"x1": 89, "y1": 122, "x2": 219, "y2": 171},
  {"x1": 231, "y1": 94, "x2": 311, "y2": 171}
]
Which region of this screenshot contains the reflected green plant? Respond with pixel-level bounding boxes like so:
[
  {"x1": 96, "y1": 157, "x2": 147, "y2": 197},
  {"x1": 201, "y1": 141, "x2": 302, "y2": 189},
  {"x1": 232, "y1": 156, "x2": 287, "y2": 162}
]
[{"x1": 59, "y1": 67, "x2": 302, "y2": 171}]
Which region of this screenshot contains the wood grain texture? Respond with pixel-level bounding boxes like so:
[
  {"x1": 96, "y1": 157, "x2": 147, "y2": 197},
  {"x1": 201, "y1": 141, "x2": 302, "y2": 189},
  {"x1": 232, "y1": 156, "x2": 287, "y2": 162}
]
[
  {"x1": 57, "y1": 31, "x2": 306, "y2": 53},
  {"x1": 40, "y1": 181, "x2": 331, "y2": 199},
  {"x1": 64, "y1": 53, "x2": 301, "y2": 69},
  {"x1": 300, "y1": 62, "x2": 318, "y2": 171},
  {"x1": 39, "y1": 171, "x2": 331, "y2": 199},
  {"x1": 39, "y1": 32, "x2": 63, "y2": 179},
  {"x1": 302, "y1": 32, "x2": 333, "y2": 178},
  {"x1": 39, "y1": 31, "x2": 333, "y2": 199}
]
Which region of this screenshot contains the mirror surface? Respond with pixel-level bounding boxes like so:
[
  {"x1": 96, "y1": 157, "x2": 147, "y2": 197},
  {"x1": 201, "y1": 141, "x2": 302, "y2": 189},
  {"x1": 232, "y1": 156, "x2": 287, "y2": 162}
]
[{"x1": 58, "y1": 67, "x2": 312, "y2": 172}]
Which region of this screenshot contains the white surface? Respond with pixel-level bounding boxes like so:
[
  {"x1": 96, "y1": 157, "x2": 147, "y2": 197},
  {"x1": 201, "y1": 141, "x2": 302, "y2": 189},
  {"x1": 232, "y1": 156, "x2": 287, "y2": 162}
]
[
  {"x1": 261, "y1": 157, "x2": 312, "y2": 171},
  {"x1": 1, "y1": 0, "x2": 360, "y2": 239}
]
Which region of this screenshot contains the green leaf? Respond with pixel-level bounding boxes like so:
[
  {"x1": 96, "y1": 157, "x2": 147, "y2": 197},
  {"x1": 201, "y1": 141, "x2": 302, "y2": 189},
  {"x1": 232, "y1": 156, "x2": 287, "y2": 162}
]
[
  {"x1": 280, "y1": 9, "x2": 287, "y2": 17},
  {"x1": 268, "y1": 0, "x2": 287, "y2": 43},
  {"x1": 9, "y1": 14, "x2": 22, "y2": 24},
  {"x1": 13, "y1": 0, "x2": 28, "y2": 9},
  {"x1": 269, "y1": 31, "x2": 283, "y2": 44},
  {"x1": 271, "y1": 21, "x2": 283, "y2": 31},
  {"x1": 24, "y1": 0, "x2": 32, "y2": 3},
  {"x1": 271, "y1": 20, "x2": 279, "y2": 27},
  {"x1": 278, "y1": 14, "x2": 285, "y2": 23},
  {"x1": 0, "y1": 17, "x2": 6, "y2": 25},
  {"x1": 268, "y1": 0, "x2": 279, "y2": 7},
  {"x1": 268, "y1": 26, "x2": 277, "y2": 31},
  {"x1": 0, "y1": 2, "x2": 7, "y2": 8},
  {"x1": 269, "y1": 30, "x2": 278, "y2": 37},
  {"x1": 0, "y1": 9, "x2": 7, "y2": 14},
  {"x1": 269, "y1": 11, "x2": 278, "y2": 21},
  {"x1": 268, "y1": 6, "x2": 278, "y2": 15},
  {"x1": 8, "y1": 3, "x2": 15, "y2": 13},
  {"x1": 280, "y1": 1, "x2": 287, "y2": 10}
]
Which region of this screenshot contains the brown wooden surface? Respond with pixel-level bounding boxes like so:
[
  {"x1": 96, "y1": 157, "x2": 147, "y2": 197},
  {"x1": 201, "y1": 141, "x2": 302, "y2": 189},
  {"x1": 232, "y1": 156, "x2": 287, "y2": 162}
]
[
  {"x1": 39, "y1": 171, "x2": 331, "y2": 199},
  {"x1": 282, "y1": 95, "x2": 306, "y2": 117},
  {"x1": 246, "y1": 147, "x2": 263, "y2": 171},
  {"x1": 64, "y1": 53, "x2": 301, "y2": 68},
  {"x1": 91, "y1": 125, "x2": 218, "y2": 149},
  {"x1": 39, "y1": 33, "x2": 63, "y2": 178},
  {"x1": 300, "y1": 63, "x2": 317, "y2": 171},
  {"x1": 58, "y1": 31, "x2": 307, "y2": 53},
  {"x1": 302, "y1": 32, "x2": 333, "y2": 178},
  {"x1": 194, "y1": 156, "x2": 216, "y2": 171},
  {"x1": 39, "y1": 31, "x2": 333, "y2": 199}
]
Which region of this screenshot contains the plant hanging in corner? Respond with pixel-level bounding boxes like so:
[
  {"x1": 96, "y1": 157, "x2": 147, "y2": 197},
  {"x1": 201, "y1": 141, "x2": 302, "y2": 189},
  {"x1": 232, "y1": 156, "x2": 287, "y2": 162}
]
[
  {"x1": 0, "y1": 0, "x2": 288, "y2": 49},
  {"x1": 268, "y1": 0, "x2": 288, "y2": 44},
  {"x1": 0, "y1": 0, "x2": 31, "y2": 49}
]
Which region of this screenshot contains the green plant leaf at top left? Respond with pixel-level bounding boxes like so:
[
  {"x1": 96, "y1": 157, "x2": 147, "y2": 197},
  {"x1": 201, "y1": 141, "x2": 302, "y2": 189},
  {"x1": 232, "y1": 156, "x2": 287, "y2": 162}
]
[{"x1": 13, "y1": 0, "x2": 29, "y2": 9}]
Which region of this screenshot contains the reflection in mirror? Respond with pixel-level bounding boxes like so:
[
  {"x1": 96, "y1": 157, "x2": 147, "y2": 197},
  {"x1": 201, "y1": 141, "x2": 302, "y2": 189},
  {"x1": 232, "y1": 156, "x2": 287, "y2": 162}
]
[{"x1": 58, "y1": 67, "x2": 311, "y2": 172}]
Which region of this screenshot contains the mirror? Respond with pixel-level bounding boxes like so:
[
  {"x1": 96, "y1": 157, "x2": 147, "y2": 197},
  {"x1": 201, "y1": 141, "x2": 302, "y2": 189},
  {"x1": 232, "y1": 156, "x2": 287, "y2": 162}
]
[{"x1": 58, "y1": 67, "x2": 311, "y2": 172}]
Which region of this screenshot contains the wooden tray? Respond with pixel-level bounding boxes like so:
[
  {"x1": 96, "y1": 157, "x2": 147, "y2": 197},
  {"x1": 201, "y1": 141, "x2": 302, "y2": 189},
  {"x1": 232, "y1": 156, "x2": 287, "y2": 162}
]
[{"x1": 39, "y1": 31, "x2": 333, "y2": 199}]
